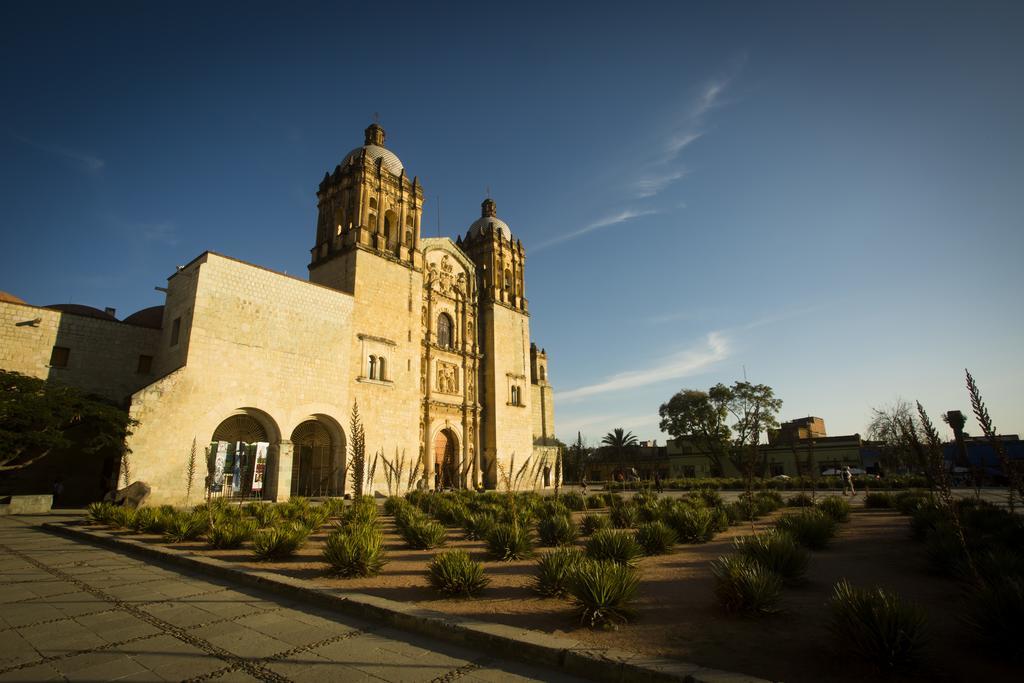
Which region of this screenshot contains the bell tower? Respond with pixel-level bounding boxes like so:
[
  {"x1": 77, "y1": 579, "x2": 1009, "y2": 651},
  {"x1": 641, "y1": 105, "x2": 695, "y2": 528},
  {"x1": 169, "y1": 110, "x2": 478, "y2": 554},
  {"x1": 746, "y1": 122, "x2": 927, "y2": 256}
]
[
  {"x1": 309, "y1": 123, "x2": 424, "y2": 292},
  {"x1": 459, "y1": 198, "x2": 532, "y2": 488}
]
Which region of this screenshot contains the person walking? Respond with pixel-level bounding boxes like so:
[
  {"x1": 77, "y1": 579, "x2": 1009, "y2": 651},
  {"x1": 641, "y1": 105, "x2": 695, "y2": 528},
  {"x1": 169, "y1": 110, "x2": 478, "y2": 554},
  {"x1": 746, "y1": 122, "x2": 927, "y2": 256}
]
[{"x1": 841, "y1": 465, "x2": 856, "y2": 496}]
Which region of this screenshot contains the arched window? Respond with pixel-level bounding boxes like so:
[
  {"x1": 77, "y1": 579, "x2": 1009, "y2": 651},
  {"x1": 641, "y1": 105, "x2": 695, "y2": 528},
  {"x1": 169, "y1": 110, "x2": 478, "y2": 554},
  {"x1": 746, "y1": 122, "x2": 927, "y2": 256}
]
[
  {"x1": 369, "y1": 197, "x2": 378, "y2": 210},
  {"x1": 511, "y1": 385, "x2": 520, "y2": 405},
  {"x1": 437, "y1": 313, "x2": 453, "y2": 349},
  {"x1": 404, "y1": 230, "x2": 413, "y2": 247},
  {"x1": 504, "y1": 269, "x2": 513, "y2": 292},
  {"x1": 540, "y1": 366, "x2": 546, "y2": 381},
  {"x1": 377, "y1": 357, "x2": 387, "y2": 381},
  {"x1": 368, "y1": 355, "x2": 377, "y2": 380}
]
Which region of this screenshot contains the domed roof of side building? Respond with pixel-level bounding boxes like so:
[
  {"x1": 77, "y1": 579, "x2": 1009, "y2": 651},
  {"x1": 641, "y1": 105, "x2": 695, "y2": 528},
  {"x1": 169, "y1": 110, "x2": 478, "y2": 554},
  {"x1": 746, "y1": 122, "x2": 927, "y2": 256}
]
[
  {"x1": 342, "y1": 123, "x2": 404, "y2": 175},
  {"x1": 0, "y1": 291, "x2": 26, "y2": 305},
  {"x1": 123, "y1": 305, "x2": 164, "y2": 329},
  {"x1": 43, "y1": 304, "x2": 117, "y2": 321},
  {"x1": 467, "y1": 198, "x2": 512, "y2": 241}
]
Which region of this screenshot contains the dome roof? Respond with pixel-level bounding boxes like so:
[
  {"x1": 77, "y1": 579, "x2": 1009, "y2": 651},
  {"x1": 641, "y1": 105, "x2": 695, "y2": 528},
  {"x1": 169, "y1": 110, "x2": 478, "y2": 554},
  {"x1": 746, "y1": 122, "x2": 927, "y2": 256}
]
[
  {"x1": 0, "y1": 291, "x2": 26, "y2": 305},
  {"x1": 467, "y1": 198, "x2": 512, "y2": 241},
  {"x1": 123, "y1": 305, "x2": 164, "y2": 329},
  {"x1": 342, "y1": 123, "x2": 404, "y2": 175},
  {"x1": 44, "y1": 304, "x2": 117, "y2": 321}
]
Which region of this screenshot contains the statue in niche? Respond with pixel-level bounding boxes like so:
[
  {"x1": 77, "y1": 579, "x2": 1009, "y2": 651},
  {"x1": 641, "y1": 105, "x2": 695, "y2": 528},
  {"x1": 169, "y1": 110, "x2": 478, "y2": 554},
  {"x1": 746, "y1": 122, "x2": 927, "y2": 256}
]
[{"x1": 436, "y1": 362, "x2": 458, "y2": 394}]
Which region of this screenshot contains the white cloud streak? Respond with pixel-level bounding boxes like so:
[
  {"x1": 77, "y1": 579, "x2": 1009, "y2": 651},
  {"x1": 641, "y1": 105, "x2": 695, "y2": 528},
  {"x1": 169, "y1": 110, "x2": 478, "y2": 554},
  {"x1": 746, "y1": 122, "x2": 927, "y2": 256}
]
[
  {"x1": 10, "y1": 133, "x2": 105, "y2": 174},
  {"x1": 555, "y1": 331, "x2": 730, "y2": 403},
  {"x1": 633, "y1": 170, "x2": 687, "y2": 198},
  {"x1": 532, "y1": 208, "x2": 658, "y2": 252}
]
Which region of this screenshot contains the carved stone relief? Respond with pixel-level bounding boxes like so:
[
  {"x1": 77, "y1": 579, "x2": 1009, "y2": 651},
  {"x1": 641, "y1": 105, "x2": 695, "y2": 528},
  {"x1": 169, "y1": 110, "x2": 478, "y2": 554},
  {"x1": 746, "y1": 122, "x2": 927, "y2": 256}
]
[{"x1": 436, "y1": 361, "x2": 459, "y2": 395}]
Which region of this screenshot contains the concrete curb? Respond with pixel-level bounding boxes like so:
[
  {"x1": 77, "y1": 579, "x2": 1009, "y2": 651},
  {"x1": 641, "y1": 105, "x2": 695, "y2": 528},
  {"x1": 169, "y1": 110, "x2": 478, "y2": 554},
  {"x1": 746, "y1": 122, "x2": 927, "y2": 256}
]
[{"x1": 42, "y1": 521, "x2": 772, "y2": 683}]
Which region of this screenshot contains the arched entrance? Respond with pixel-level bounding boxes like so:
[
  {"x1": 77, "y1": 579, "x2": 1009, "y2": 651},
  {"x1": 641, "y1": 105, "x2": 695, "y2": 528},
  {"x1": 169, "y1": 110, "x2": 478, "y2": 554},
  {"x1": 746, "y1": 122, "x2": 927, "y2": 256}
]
[
  {"x1": 210, "y1": 412, "x2": 273, "y2": 500},
  {"x1": 291, "y1": 419, "x2": 345, "y2": 497},
  {"x1": 433, "y1": 429, "x2": 459, "y2": 489}
]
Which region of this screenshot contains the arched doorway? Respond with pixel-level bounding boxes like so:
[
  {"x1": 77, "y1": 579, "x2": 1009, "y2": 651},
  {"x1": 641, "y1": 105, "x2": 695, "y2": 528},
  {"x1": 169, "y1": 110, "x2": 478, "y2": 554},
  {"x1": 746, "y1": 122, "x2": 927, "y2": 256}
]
[
  {"x1": 433, "y1": 429, "x2": 459, "y2": 489},
  {"x1": 210, "y1": 413, "x2": 272, "y2": 500},
  {"x1": 291, "y1": 419, "x2": 345, "y2": 497}
]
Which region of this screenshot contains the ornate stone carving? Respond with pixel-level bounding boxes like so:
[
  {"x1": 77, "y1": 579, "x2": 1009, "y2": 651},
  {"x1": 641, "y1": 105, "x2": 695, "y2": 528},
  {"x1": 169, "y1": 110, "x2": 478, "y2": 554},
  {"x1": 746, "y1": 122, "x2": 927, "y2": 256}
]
[{"x1": 436, "y1": 361, "x2": 459, "y2": 394}]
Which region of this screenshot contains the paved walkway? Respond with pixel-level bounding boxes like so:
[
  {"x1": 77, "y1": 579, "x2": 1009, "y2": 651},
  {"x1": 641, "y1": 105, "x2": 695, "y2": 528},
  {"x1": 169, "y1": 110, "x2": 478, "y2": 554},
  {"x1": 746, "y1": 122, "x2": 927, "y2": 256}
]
[{"x1": 0, "y1": 517, "x2": 585, "y2": 683}]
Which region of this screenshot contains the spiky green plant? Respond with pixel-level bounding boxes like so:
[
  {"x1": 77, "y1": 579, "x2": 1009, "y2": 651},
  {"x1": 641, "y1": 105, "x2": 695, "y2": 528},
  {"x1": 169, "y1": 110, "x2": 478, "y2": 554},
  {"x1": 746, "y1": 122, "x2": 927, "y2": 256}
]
[
  {"x1": 734, "y1": 529, "x2": 809, "y2": 584},
  {"x1": 537, "y1": 514, "x2": 578, "y2": 547},
  {"x1": 634, "y1": 521, "x2": 678, "y2": 556},
  {"x1": 461, "y1": 511, "x2": 496, "y2": 541},
  {"x1": 163, "y1": 510, "x2": 208, "y2": 543},
  {"x1": 485, "y1": 522, "x2": 534, "y2": 561},
  {"x1": 585, "y1": 494, "x2": 606, "y2": 510},
  {"x1": 87, "y1": 501, "x2": 116, "y2": 525},
  {"x1": 251, "y1": 523, "x2": 309, "y2": 560},
  {"x1": 568, "y1": 559, "x2": 640, "y2": 629},
  {"x1": 580, "y1": 513, "x2": 612, "y2": 536},
  {"x1": 787, "y1": 492, "x2": 814, "y2": 508},
  {"x1": 109, "y1": 505, "x2": 137, "y2": 529},
  {"x1": 562, "y1": 492, "x2": 586, "y2": 511},
  {"x1": 829, "y1": 580, "x2": 929, "y2": 673},
  {"x1": 399, "y1": 518, "x2": 447, "y2": 550},
  {"x1": 666, "y1": 505, "x2": 716, "y2": 544},
  {"x1": 710, "y1": 555, "x2": 782, "y2": 615},
  {"x1": 427, "y1": 550, "x2": 489, "y2": 597},
  {"x1": 775, "y1": 508, "x2": 837, "y2": 550},
  {"x1": 817, "y1": 496, "x2": 851, "y2": 523},
  {"x1": 534, "y1": 547, "x2": 585, "y2": 598},
  {"x1": 322, "y1": 524, "x2": 387, "y2": 577},
  {"x1": 609, "y1": 501, "x2": 639, "y2": 529},
  {"x1": 247, "y1": 503, "x2": 280, "y2": 528},
  {"x1": 585, "y1": 529, "x2": 642, "y2": 566},
  {"x1": 208, "y1": 519, "x2": 256, "y2": 549}
]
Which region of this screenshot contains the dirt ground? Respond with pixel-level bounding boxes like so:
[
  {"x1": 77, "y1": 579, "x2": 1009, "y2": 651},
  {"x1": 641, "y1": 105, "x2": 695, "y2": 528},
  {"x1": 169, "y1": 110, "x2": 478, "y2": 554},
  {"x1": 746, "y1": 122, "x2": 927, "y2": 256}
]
[{"x1": 107, "y1": 505, "x2": 1018, "y2": 682}]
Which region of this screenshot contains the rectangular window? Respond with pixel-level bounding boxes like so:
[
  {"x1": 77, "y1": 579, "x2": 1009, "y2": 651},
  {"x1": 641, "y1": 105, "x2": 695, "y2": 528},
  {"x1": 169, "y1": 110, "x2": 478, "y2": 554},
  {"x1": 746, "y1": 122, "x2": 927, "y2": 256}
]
[
  {"x1": 682, "y1": 465, "x2": 696, "y2": 478},
  {"x1": 137, "y1": 355, "x2": 153, "y2": 374},
  {"x1": 170, "y1": 317, "x2": 181, "y2": 346},
  {"x1": 49, "y1": 346, "x2": 70, "y2": 368}
]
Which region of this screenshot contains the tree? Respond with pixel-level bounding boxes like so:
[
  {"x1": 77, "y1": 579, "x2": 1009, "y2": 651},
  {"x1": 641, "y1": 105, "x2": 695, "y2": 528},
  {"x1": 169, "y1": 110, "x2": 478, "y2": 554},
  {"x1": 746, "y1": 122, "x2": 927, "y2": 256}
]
[
  {"x1": 0, "y1": 370, "x2": 135, "y2": 472},
  {"x1": 601, "y1": 428, "x2": 639, "y2": 463},
  {"x1": 658, "y1": 386, "x2": 731, "y2": 475},
  {"x1": 724, "y1": 381, "x2": 783, "y2": 479},
  {"x1": 866, "y1": 400, "x2": 918, "y2": 474}
]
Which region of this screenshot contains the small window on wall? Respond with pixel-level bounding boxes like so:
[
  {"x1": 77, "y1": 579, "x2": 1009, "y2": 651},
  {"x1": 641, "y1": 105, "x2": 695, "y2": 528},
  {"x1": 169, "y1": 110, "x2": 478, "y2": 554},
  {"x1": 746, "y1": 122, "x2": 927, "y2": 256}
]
[
  {"x1": 539, "y1": 366, "x2": 546, "y2": 381},
  {"x1": 137, "y1": 355, "x2": 153, "y2": 374},
  {"x1": 368, "y1": 355, "x2": 377, "y2": 379},
  {"x1": 170, "y1": 317, "x2": 181, "y2": 346},
  {"x1": 377, "y1": 357, "x2": 387, "y2": 381},
  {"x1": 49, "y1": 346, "x2": 70, "y2": 368},
  {"x1": 510, "y1": 385, "x2": 521, "y2": 406}
]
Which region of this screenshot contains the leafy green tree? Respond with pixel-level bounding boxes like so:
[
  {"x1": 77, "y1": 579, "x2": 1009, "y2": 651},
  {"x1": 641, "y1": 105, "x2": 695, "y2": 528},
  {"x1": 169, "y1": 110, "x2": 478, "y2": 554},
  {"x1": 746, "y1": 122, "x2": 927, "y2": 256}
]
[
  {"x1": 866, "y1": 400, "x2": 918, "y2": 474},
  {"x1": 0, "y1": 370, "x2": 136, "y2": 472},
  {"x1": 658, "y1": 386, "x2": 731, "y2": 475},
  {"x1": 724, "y1": 381, "x2": 782, "y2": 492}
]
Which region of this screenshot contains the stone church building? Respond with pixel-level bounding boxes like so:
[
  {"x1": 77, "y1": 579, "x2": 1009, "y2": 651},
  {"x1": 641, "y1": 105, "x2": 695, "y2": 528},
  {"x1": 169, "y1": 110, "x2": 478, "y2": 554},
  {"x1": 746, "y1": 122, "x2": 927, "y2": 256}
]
[{"x1": 0, "y1": 124, "x2": 558, "y2": 506}]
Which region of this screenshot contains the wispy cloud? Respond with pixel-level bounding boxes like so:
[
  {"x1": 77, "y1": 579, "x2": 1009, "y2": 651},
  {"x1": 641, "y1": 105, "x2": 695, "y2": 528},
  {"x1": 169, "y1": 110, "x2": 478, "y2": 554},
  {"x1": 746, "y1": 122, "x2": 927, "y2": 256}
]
[
  {"x1": 533, "y1": 208, "x2": 658, "y2": 252},
  {"x1": 634, "y1": 170, "x2": 687, "y2": 198},
  {"x1": 9, "y1": 132, "x2": 105, "y2": 174},
  {"x1": 555, "y1": 331, "x2": 730, "y2": 403}
]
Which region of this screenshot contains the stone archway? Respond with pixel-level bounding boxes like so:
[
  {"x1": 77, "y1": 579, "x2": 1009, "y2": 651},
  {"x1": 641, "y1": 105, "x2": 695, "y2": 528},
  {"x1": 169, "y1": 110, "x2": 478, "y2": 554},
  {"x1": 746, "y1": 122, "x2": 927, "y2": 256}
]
[
  {"x1": 290, "y1": 418, "x2": 345, "y2": 497},
  {"x1": 433, "y1": 429, "x2": 459, "y2": 490},
  {"x1": 210, "y1": 410, "x2": 278, "y2": 500}
]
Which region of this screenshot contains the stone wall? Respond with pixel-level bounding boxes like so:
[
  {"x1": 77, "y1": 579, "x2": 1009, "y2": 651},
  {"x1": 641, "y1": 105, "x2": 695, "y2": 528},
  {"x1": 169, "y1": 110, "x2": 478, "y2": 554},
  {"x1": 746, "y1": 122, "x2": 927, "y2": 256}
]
[
  {"x1": 125, "y1": 253, "x2": 356, "y2": 506},
  {"x1": 0, "y1": 300, "x2": 160, "y2": 402}
]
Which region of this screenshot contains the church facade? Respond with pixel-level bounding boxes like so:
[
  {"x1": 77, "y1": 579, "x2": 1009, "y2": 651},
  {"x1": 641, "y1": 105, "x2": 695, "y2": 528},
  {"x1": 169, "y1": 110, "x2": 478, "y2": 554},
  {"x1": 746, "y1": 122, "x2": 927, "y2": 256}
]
[{"x1": 0, "y1": 124, "x2": 558, "y2": 506}]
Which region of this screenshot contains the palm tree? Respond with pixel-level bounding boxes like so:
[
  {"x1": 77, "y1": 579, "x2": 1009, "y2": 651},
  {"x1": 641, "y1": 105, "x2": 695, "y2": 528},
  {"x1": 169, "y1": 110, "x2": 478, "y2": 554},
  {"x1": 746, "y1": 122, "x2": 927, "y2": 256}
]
[{"x1": 602, "y1": 428, "x2": 640, "y2": 478}]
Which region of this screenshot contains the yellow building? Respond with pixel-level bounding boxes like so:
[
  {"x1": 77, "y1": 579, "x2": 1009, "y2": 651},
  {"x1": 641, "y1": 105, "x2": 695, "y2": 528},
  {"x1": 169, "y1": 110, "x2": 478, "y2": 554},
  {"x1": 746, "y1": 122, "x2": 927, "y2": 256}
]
[{"x1": 1, "y1": 124, "x2": 557, "y2": 505}]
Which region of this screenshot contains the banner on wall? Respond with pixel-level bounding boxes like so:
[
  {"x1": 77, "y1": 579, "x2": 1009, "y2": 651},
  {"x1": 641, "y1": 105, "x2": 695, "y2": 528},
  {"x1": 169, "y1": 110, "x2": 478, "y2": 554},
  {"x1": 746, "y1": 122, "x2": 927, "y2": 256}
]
[
  {"x1": 212, "y1": 441, "x2": 228, "y2": 492},
  {"x1": 252, "y1": 442, "x2": 269, "y2": 492},
  {"x1": 231, "y1": 442, "x2": 243, "y2": 494}
]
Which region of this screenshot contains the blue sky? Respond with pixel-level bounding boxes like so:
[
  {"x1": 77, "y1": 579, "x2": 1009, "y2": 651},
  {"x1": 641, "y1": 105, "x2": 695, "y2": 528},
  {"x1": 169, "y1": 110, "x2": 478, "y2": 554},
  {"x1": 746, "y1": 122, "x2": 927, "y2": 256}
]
[{"x1": 2, "y1": 1, "x2": 1021, "y2": 445}]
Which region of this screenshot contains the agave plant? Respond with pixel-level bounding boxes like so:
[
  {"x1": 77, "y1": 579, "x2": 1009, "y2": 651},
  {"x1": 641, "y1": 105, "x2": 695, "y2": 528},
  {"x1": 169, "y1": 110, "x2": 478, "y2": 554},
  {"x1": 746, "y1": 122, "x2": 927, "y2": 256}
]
[
  {"x1": 585, "y1": 529, "x2": 642, "y2": 566},
  {"x1": 537, "y1": 514, "x2": 577, "y2": 547},
  {"x1": 568, "y1": 559, "x2": 640, "y2": 629},
  {"x1": 399, "y1": 518, "x2": 447, "y2": 550},
  {"x1": 251, "y1": 522, "x2": 309, "y2": 560},
  {"x1": 207, "y1": 519, "x2": 257, "y2": 549},
  {"x1": 710, "y1": 555, "x2": 782, "y2": 615},
  {"x1": 734, "y1": 530, "x2": 808, "y2": 584},
  {"x1": 534, "y1": 547, "x2": 585, "y2": 598},
  {"x1": 427, "y1": 550, "x2": 489, "y2": 597},
  {"x1": 163, "y1": 510, "x2": 208, "y2": 543},
  {"x1": 634, "y1": 521, "x2": 678, "y2": 556},
  {"x1": 322, "y1": 525, "x2": 387, "y2": 577},
  {"x1": 580, "y1": 514, "x2": 612, "y2": 536},
  {"x1": 775, "y1": 509, "x2": 837, "y2": 550},
  {"x1": 829, "y1": 580, "x2": 928, "y2": 673},
  {"x1": 485, "y1": 522, "x2": 534, "y2": 561}
]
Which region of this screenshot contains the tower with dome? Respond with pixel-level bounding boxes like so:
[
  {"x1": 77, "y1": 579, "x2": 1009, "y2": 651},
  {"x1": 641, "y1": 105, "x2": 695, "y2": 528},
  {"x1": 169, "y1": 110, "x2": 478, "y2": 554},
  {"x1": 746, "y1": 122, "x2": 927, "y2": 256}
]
[{"x1": 0, "y1": 123, "x2": 557, "y2": 504}]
